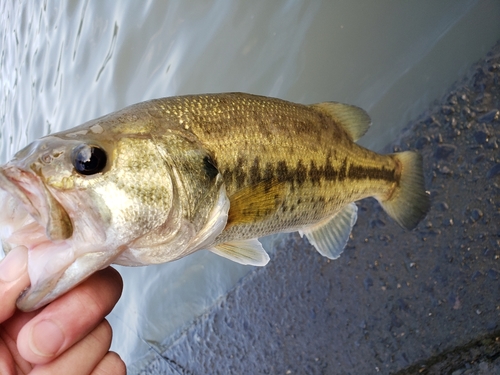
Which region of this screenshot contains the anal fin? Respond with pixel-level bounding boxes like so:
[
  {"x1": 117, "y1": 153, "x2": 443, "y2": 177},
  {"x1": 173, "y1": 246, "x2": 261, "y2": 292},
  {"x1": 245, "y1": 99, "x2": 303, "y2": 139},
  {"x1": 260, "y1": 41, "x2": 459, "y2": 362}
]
[
  {"x1": 210, "y1": 239, "x2": 270, "y2": 266},
  {"x1": 299, "y1": 203, "x2": 357, "y2": 259}
]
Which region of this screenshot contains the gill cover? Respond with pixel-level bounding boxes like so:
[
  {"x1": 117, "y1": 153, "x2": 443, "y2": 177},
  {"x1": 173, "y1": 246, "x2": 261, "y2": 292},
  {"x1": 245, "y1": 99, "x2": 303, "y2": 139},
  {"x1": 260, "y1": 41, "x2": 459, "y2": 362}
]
[{"x1": 114, "y1": 133, "x2": 230, "y2": 266}]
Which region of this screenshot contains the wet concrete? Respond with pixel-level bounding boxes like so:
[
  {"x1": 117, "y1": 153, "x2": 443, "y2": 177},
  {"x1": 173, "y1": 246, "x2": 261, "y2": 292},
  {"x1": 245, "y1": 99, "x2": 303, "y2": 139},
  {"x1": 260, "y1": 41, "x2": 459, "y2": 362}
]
[{"x1": 136, "y1": 42, "x2": 500, "y2": 374}]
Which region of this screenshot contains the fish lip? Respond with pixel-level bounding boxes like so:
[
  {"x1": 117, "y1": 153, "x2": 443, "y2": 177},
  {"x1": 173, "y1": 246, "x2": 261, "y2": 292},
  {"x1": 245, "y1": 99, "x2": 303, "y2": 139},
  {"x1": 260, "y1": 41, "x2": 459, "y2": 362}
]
[
  {"x1": 0, "y1": 167, "x2": 44, "y2": 223},
  {"x1": 16, "y1": 284, "x2": 52, "y2": 312},
  {"x1": 16, "y1": 271, "x2": 63, "y2": 312},
  {"x1": 0, "y1": 166, "x2": 73, "y2": 241}
]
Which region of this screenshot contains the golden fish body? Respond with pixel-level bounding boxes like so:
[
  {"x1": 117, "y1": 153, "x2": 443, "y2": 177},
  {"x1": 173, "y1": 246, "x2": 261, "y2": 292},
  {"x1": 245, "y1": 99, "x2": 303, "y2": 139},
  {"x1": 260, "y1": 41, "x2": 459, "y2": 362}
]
[{"x1": 0, "y1": 93, "x2": 429, "y2": 311}]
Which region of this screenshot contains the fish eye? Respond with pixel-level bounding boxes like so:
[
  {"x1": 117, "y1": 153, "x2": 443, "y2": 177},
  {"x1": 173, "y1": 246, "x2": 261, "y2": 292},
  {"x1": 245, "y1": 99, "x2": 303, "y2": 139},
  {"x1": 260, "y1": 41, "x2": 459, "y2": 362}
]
[{"x1": 72, "y1": 144, "x2": 107, "y2": 175}]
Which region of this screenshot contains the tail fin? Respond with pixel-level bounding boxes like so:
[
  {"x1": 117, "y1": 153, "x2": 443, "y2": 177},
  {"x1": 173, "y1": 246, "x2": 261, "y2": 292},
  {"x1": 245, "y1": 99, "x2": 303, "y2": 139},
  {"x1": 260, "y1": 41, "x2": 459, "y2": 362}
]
[{"x1": 379, "y1": 151, "x2": 430, "y2": 230}]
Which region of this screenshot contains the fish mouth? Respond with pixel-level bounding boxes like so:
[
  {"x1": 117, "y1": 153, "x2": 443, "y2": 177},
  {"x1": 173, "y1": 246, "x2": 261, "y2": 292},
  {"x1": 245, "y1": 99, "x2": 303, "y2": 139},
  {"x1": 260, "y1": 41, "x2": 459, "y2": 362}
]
[
  {"x1": 0, "y1": 166, "x2": 77, "y2": 311},
  {"x1": 0, "y1": 166, "x2": 73, "y2": 241}
]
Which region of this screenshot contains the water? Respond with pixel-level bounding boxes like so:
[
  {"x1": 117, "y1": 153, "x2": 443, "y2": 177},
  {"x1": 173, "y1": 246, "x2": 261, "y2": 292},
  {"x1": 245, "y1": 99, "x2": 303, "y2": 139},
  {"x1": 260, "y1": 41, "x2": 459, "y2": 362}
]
[{"x1": 1, "y1": 0, "x2": 499, "y2": 370}]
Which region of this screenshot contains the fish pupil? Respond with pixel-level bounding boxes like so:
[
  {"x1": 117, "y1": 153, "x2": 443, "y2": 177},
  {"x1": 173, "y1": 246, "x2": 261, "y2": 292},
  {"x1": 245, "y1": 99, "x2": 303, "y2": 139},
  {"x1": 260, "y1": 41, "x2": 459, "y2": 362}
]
[{"x1": 72, "y1": 145, "x2": 107, "y2": 175}]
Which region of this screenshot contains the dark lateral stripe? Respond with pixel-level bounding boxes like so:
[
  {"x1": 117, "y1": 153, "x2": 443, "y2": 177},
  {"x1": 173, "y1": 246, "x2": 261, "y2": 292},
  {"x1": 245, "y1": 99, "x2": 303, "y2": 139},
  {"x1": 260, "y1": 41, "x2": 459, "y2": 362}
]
[
  {"x1": 347, "y1": 163, "x2": 396, "y2": 181},
  {"x1": 222, "y1": 155, "x2": 397, "y2": 189}
]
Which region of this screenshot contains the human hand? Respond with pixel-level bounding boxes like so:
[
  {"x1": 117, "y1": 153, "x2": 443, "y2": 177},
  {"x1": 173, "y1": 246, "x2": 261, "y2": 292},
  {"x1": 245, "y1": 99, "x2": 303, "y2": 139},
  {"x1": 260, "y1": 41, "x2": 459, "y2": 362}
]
[{"x1": 0, "y1": 246, "x2": 126, "y2": 374}]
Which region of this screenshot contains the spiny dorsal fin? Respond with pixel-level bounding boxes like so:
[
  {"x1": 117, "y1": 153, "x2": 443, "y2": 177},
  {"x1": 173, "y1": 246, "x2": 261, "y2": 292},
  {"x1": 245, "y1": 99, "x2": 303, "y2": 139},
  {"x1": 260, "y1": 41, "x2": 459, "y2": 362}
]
[
  {"x1": 210, "y1": 239, "x2": 270, "y2": 266},
  {"x1": 226, "y1": 179, "x2": 286, "y2": 228},
  {"x1": 298, "y1": 203, "x2": 358, "y2": 259},
  {"x1": 310, "y1": 102, "x2": 371, "y2": 141}
]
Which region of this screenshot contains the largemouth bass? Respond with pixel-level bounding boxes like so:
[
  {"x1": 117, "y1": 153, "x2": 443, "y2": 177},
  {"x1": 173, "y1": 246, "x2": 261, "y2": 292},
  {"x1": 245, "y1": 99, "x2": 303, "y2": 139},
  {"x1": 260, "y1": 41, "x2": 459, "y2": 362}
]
[{"x1": 0, "y1": 93, "x2": 429, "y2": 311}]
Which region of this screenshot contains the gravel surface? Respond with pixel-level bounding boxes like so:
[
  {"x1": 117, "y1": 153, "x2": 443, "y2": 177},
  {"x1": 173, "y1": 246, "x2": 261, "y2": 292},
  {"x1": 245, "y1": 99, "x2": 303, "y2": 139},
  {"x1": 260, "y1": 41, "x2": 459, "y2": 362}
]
[{"x1": 135, "y1": 41, "x2": 500, "y2": 375}]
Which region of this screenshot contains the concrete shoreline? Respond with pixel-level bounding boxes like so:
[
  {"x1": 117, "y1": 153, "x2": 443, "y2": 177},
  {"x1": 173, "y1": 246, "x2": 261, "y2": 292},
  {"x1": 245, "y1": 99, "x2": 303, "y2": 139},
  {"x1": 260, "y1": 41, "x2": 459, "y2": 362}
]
[{"x1": 136, "y1": 41, "x2": 500, "y2": 375}]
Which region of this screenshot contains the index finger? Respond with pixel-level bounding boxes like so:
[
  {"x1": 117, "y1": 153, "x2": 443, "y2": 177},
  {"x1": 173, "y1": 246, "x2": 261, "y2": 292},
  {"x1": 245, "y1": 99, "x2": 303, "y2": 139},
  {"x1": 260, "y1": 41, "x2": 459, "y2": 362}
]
[{"x1": 0, "y1": 246, "x2": 30, "y2": 322}]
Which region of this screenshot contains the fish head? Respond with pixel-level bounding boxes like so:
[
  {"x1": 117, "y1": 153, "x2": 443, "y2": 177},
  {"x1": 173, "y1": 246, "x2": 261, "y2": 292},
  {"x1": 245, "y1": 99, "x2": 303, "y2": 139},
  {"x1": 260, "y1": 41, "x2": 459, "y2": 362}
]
[{"x1": 0, "y1": 120, "x2": 180, "y2": 311}]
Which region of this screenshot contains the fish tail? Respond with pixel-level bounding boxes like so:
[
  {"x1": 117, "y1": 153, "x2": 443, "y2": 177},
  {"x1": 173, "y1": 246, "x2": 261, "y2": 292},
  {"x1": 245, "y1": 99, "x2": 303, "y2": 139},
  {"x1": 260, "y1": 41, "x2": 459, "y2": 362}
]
[{"x1": 378, "y1": 151, "x2": 430, "y2": 230}]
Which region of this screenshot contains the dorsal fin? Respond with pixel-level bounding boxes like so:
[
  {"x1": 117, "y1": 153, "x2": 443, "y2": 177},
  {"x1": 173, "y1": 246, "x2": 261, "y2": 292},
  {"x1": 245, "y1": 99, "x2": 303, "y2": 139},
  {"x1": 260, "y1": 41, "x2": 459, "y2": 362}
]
[{"x1": 310, "y1": 102, "x2": 371, "y2": 141}]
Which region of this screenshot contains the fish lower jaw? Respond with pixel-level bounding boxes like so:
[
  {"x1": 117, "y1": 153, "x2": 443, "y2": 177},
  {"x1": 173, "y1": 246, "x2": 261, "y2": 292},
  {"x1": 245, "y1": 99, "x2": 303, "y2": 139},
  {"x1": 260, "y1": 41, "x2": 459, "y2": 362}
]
[
  {"x1": 0, "y1": 190, "x2": 72, "y2": 311},
  {"x1": 17, "y1": 246, "x2": 121, "y2": 312},
  {"x1": 12, "y1": 237, "x2": 76, "y2": 312}
]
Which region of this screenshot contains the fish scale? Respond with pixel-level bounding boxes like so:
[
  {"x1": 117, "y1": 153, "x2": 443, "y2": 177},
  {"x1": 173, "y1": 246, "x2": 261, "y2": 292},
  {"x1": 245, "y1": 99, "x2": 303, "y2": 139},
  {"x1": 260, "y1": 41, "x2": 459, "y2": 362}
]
[{"x1": 152, "y1": 93, "x2": 401, "y2": 243}]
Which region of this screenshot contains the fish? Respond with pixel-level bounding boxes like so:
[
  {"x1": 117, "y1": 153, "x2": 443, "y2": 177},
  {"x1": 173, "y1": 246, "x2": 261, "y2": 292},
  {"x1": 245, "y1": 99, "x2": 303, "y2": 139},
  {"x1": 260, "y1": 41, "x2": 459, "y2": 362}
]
[{"x1": 0, "y1": 92, "x2": 430, "y2": 311}]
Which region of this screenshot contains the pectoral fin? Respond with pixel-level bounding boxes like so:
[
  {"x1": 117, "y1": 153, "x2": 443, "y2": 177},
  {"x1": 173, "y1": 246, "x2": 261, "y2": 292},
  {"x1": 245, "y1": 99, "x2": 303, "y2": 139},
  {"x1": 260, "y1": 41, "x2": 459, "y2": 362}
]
[
  {"x1": 226, "y1": 179, "x2": 285, "y2": 228},
  {"x1": 299, "y1": 203, "x2": 358, "y2": 259},
  {"x1": 210, "y1": 239, "x2": 270, "y2": 266}
]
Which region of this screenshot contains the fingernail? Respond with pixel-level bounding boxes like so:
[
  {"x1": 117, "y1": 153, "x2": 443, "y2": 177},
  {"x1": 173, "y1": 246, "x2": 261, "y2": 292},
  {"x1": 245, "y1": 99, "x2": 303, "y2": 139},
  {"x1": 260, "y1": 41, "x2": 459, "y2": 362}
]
[
  {"x1": 0, "y1": 246, "x2": 28, "y2": 282},
  {"x1": 30, "y1": 319, "x2": 65, "y2": 357}
]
